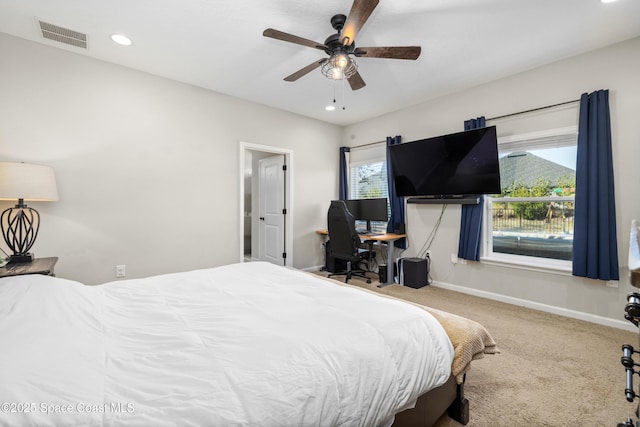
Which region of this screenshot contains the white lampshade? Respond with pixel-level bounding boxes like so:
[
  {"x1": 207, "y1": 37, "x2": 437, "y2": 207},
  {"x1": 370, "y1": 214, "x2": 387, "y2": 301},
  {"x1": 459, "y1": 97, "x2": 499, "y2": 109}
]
[{"x1": 0, "y1": 162, "x2": 59, "y2": 202}]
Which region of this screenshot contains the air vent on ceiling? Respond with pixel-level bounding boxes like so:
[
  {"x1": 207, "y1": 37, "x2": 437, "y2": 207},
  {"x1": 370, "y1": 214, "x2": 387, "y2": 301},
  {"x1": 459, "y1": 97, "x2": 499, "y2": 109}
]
[{"x1": 38, "y1": 20, "x2": 87, "y2": 49}]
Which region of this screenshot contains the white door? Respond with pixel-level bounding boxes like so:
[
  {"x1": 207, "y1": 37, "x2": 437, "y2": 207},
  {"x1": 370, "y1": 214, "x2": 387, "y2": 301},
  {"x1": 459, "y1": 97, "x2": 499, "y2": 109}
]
[{"x1": 258, "y1": 155, "x2": 286, "y2": 265}]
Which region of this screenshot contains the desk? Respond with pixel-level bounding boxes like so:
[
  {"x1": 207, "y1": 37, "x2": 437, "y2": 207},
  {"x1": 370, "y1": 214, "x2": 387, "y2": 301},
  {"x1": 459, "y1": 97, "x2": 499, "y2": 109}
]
[{"x1": 316, "y1": 230, "x2": 406, "y2": 286}]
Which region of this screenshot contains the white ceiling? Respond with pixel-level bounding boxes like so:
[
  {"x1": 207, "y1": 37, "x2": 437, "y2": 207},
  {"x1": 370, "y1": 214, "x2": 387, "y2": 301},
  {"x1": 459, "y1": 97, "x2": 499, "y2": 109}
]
[{"x1": 1, "y1": 0, "x2": 639, "y2": 126}]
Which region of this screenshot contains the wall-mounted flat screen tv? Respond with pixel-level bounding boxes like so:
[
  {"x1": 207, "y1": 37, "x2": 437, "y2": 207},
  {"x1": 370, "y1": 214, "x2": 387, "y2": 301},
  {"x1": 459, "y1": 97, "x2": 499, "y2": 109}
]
[{"x1": 388, "y1": 126, "x2": 501, "y2": 198}]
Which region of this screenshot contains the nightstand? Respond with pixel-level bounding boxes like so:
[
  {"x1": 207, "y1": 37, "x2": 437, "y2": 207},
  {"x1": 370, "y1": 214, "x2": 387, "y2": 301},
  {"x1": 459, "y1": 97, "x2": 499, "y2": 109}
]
[{"x1": 0, "y1": 257, "x2": 58, "y2": 278}]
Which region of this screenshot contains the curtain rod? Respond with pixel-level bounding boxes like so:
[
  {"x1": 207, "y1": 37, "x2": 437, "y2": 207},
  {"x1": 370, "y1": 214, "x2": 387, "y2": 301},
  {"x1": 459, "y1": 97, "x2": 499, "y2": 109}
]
[
  {"x1": 487, "y1": 99, "x2": 580, "y2": 122},
  {"x1": 349, "y1": 98, "x2": 580, "y2": 147},
  {"x1": 350, "y1": 140, "x2": 386, "y2": 150}
]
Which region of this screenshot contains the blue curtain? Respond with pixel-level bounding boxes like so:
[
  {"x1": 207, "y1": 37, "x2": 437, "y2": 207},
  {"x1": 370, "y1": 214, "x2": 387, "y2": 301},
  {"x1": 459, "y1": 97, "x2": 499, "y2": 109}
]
[
  {"x1": 386, "y1": 136, "x2": 406, "y2": 249},
  {"x1": 572, "y1": 90, "x2": 619, "y2": 281},
  {"x1": 339, "y1": 147, "x2": 350, "y2": 200},
  {"x1": 464, "y1": 117, "x2": 486, "y2": 131},
  {"x1": 458, "y1": 117, "x2": 486, "y2": 261}
]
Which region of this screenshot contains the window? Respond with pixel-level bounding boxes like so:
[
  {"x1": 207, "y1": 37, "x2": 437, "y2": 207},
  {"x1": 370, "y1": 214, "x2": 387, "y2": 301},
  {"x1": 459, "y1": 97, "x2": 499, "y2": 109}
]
[
  {"x1": 482, "y1": 127, "x2": 577, "y2": 271},
  {"x1": 350, "y1": 160, "x2": 388, "y2": 199},
  {"x1": 348, "y1": 144, "x2": 389, "y2": 233}
]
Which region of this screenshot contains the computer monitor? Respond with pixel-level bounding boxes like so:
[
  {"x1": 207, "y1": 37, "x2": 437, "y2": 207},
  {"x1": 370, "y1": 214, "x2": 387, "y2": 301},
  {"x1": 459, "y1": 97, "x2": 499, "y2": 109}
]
[{"x1": 342, "y1": 198, "x2": 388, "y2": 232}]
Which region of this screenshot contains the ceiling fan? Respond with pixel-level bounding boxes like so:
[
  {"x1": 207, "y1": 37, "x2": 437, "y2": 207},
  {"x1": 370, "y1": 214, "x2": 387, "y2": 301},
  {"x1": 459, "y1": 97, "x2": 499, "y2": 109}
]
[{"x1": 263, "y1": 0, "x2": 421, "y2": 90}]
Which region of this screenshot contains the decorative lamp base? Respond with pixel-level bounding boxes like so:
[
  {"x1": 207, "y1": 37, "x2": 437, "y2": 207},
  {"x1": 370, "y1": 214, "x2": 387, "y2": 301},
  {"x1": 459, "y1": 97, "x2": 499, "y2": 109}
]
[
  {"x1": 1, "y1": 201, "x2": 40, "y2": 266},
  {"x1": 8, "y1": 254, "x2": 34, "y2": 264}
]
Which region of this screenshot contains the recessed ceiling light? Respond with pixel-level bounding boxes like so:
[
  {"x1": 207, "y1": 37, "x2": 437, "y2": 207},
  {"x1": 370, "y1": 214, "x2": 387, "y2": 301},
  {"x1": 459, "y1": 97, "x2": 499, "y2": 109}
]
[
  {"x1": 111, "y1": 34, "x2": 132, "y2": 46},
  {"x1": 325, "y1": 105, "x2": 336, "y2": 111},
  {"x1": 601, "y1": 0, "x2": 618, "y2": 3}
]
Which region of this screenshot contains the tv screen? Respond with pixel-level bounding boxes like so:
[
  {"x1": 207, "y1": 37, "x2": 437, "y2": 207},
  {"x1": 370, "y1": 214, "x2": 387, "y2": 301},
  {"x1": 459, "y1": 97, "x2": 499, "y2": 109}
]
[{"x1": 388, "y1": 126, "x2": 501, "y2": 197}]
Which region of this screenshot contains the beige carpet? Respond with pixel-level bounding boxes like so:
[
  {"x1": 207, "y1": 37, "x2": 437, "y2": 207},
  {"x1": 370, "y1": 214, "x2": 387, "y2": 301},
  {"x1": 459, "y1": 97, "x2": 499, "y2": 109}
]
[{"x1": 316, "y1": 271, "x2": 638, "y2": 426}]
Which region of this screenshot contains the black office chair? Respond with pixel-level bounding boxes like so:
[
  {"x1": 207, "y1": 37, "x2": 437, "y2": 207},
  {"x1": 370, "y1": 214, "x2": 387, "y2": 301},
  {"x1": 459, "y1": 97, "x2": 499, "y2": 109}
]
[{"x1": 327, "y1": 200, "x2": 375, "y2": 284}]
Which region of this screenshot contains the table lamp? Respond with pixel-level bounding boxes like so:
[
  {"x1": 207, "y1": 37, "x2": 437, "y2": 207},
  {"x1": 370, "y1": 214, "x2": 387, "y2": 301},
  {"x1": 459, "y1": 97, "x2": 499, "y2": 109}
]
[{"x1": 0, "y1": 162, "x2": 58, "y2": 264}]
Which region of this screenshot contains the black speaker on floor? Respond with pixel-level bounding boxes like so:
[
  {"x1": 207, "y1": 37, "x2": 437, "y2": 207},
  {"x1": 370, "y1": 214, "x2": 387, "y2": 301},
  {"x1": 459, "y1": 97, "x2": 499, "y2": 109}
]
[
  {"x1": 398, "y1": 257, "x2": 429, "y2": 288},
  {"x1": 378, "y1": 265, "x2": 387, "y2": 283}
]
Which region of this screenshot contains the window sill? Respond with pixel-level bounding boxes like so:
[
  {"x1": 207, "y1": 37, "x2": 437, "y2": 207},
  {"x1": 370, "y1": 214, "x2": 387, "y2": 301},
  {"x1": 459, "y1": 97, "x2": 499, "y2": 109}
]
[{"x1": 480, "y1": 253, "x2": 573, "y2": 276}]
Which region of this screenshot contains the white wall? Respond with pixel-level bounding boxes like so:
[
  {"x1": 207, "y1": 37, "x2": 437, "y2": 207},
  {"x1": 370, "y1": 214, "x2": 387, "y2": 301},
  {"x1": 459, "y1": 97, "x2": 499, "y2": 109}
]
[
  {"x1": 342, "y1": 36, "x2": 640, "y2": 325},
  {"x1": 0, "y1": 33, "x2": 341, "y2": 284}
]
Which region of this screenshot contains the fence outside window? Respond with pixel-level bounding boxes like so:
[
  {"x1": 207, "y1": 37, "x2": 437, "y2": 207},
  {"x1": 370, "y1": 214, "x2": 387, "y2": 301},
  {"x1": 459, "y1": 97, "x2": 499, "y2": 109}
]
[{"x1": 488, "y1": 196, "x2": 574, "y2": 261}]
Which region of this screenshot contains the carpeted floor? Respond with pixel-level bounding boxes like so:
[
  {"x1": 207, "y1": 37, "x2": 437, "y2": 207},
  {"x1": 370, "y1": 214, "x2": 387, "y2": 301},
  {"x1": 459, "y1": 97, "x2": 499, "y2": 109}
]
[{"x1": 316, "y1": 270, "x2": 638, "y2": 426}]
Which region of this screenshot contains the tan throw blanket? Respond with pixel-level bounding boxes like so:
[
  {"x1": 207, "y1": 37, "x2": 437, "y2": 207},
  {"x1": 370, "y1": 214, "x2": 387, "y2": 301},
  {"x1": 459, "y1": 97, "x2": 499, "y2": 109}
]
[{"x1": 419, "y1": 305, "x2": 498, "y2": 383}]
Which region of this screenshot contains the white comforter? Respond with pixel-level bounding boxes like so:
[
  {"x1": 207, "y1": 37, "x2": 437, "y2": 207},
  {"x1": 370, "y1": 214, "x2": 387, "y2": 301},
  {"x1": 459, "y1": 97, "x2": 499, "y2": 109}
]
[{"x1": 0, "y1": 262, "x2": 453, "y2": 427}]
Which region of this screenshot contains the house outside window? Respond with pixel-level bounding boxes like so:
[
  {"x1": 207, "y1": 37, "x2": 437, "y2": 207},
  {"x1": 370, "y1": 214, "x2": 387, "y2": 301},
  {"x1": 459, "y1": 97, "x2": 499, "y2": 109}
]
[{"x1": 482, "y1": 127, "x2": 577, "y2": 271}]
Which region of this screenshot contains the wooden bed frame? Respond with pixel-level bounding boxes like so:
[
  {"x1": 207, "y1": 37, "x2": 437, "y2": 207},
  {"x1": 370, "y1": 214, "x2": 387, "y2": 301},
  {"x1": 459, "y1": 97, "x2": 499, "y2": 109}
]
[{"x1": 393, "y1": 374, "x2": 469, "y2": 426}]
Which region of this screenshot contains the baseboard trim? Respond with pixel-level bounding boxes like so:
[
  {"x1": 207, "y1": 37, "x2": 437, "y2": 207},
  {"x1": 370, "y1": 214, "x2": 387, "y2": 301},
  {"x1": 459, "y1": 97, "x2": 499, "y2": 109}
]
[{"x1": 431, "y1": 281, "x2": 637, "y2": 333}]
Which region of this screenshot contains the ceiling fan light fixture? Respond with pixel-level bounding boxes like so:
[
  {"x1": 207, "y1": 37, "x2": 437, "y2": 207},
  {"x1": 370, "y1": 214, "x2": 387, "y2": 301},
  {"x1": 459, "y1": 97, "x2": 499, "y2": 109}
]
[
  {"x1": 335, "y1": 53, "x2": 349, "y2": 69},
  {"x1": 321, "y1": 53, "x2": 357, "y2": 80}
]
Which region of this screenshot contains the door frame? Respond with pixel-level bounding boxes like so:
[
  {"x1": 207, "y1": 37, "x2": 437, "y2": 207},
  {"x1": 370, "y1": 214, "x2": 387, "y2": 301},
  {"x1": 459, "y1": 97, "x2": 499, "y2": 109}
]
[{"x1": 239, "y1": 141, "x2": 294, "y2": 267}]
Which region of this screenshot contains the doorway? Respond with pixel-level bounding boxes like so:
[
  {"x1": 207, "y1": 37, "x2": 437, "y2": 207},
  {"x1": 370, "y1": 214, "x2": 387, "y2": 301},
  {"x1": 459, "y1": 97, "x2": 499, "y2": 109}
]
[{"x1": 239, "y1": 142, "x2": 293, "y2": 267}]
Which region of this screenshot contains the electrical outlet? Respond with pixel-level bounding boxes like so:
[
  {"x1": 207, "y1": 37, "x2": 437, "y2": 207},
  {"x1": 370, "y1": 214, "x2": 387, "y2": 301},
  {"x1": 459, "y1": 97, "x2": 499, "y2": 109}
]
[
  {"x1": 116, "y1": 264, "x2": 126, "y2": 278},
  {"x1": 426, "y1": 250, "x2": 431, "y2": 258},
  {"x1": 606, "y1": 280, "x2": 619, "y2": 288},
  {"x1": 450, "y1": 253, "x2": 458, "y2": 264}
]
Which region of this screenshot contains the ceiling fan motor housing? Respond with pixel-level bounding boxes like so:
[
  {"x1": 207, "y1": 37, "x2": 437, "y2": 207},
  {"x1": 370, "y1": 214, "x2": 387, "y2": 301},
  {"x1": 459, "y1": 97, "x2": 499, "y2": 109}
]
[{"x1": 324, "y1": 33, "x2": 355, "y2": 56}]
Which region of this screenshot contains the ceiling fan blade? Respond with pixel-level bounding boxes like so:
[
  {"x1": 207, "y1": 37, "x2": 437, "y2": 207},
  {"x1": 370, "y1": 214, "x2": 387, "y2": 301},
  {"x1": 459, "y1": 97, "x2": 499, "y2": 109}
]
[
  {"x1": 354, "y1": 46, "x2": 422, "y2": 60},
  {"x1": 284, "y1": 59, "x2": 327, "y2": 82},
  {"x1": 347, "y1": 71, "x2": 366, "y2": 90},
  {"x1": 340, "y1": 0, "x2": 379, "y2": 46},
  {"x1": 263, "y1": 28, "x2": 325, "y2": 51}
]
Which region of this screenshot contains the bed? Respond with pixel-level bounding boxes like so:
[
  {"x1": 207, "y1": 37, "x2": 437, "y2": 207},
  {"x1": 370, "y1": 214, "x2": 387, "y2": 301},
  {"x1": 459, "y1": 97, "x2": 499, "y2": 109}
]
[{"x1": 0, "y1": 261, "x2": 496, "y2": 426}]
